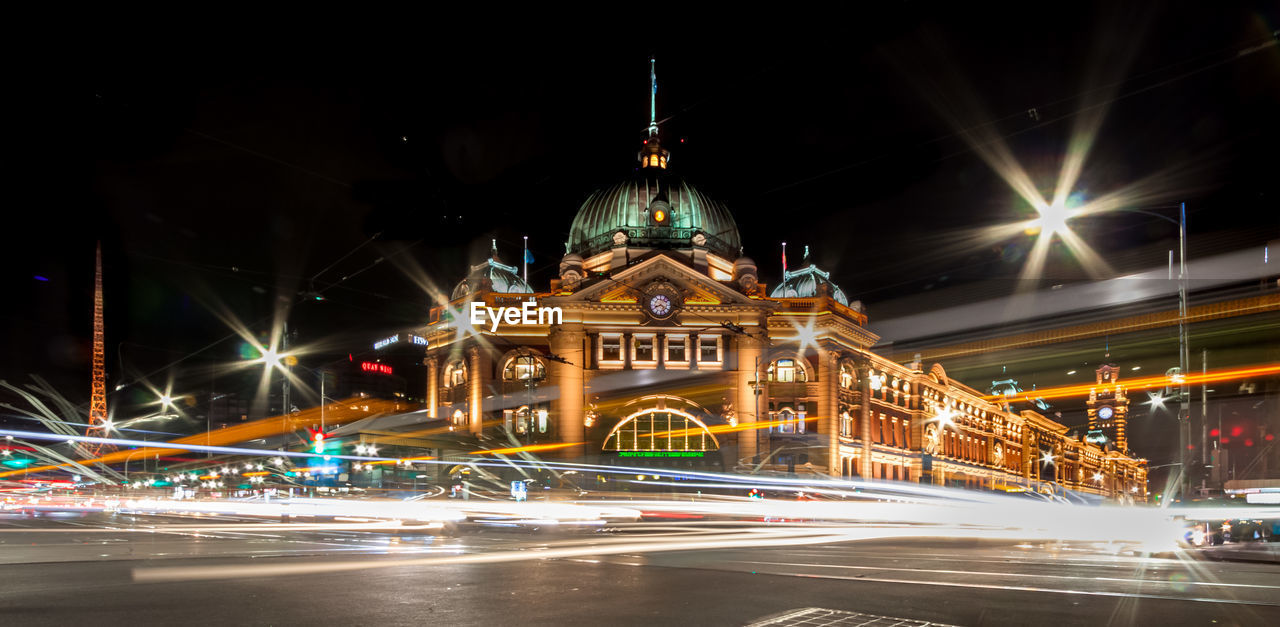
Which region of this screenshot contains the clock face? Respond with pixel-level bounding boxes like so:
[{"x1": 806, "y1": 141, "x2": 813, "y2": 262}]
[
  {"x1": 1098, "y1": 406, "x2": 1114, "y2": 420},
  {"x1": 648, "y1": 294, "x2": 672, "y2": 317}
]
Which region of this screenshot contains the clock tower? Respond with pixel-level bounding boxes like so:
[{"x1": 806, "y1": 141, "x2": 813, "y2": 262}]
[{"x1": 1086, "y1": 364, "x2": 1130, "y2": 452}]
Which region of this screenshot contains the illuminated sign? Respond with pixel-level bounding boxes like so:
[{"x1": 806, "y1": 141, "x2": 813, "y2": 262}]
[
  {"x1": 1085, "y1": 429, "x2": 1109, "y2": 445},
  {"x1": 360, "y1": 362, "x2": 393, "y2": 375},
  {"x1": 617, "y1": 451, "x2": 705, "y2": 458},
  {"x1": 375, "y1": 333, "x2": 426, "y2": 349},
  {"x1": 470, "y1": 300, "x2": 563, "y2": 332}
]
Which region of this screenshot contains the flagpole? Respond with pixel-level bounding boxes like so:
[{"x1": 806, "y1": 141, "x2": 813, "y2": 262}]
[
  {"x1": 522, "y1": 236, "x2": 529, "y2": 285},
  {"x1": 781, "y1": 242, "x2": 788, "y2": 274}
]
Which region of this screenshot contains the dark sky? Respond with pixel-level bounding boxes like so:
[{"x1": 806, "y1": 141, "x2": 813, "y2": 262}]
[{"x1": 5, "y1": 4, "x2": 1278, "y2": 415}]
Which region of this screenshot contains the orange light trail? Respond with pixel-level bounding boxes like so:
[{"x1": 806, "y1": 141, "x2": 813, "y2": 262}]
[
  {"x1": 365, "y1": 455, "x2": 437, "y2": 466},
  {"x1": 981, "y1": 364, "x2": 1280, "y2": 403},
  {"x1": 467, "y1": 442, "x2": 583, "y2": 456},
  {"x1": 643, "y1": 416, "x2": 816, "y2": 442}
]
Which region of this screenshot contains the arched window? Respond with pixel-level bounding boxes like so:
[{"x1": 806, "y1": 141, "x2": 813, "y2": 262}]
[
  {"x1": 839, "y1": 362, "x2": 855, "y2": 389},
  {"x1": 767, "y1": 358, "x2": 808, "y2": 383},
  {"x1": 443, "y1": 361, "x2": 468, "y2": 388},
  {"x1": 771, "y1": 405, "x2": 807, "y2": 434},
  {"x1": 504, "y1": 405, "x2": 547, "y2": 434},
  {"x1": 502, "y1": 355, "x2": 545, "y2": 382},
  {"x1": 451, "y1": 409, "x2": 466, "y2": 427}
]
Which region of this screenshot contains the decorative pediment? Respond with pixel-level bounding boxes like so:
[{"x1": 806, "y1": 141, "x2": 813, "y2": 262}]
[{"x1": 568, "y1": 254, "x2": 762, "y2": 307}]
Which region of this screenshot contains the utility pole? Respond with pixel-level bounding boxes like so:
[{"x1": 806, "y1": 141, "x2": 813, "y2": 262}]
[
  {"x1": 1176, "y1": 202, "x2": 1190, "y2": 502},
  {"x1": 282, "y1": 322, "x2": 291, "y2": 417},
  {"x1": 1201, "y1": 348, "x2": 1208, "y2": 469}
]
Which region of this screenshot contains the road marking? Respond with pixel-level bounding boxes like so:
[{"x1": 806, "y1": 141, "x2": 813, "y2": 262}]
[
  {"x1": 736, "y1": 560, "x2": 1280, "y2": 590},
  {"x1": 722, "y1": 564, "x2": 1280, "y2": 606}
]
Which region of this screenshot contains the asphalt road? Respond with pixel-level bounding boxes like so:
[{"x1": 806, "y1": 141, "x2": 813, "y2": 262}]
[{"x1": 2, "y1": 512, "x2": 1278, "y2": 626}]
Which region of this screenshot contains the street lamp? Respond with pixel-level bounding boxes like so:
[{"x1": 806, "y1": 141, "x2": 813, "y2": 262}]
[{"x1": 1022, "y1": 201, "x2": 1190, "y2": 499}]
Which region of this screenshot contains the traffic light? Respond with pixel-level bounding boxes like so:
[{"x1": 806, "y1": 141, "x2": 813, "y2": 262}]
[{"x1": 311, "y1": 430, "x2": 326, "y2": 454}]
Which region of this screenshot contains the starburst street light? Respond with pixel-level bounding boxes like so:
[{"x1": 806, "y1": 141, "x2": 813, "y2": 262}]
[
  {"x1": 1022, "y1": 201, "x2": 1075, "y2": 238},
  {"x1": 931, "y1": 405, "x2": 957, "y2": 429},
  {"x1": 1145, "y1": 391, "x2": 1167, "y2": 411}
]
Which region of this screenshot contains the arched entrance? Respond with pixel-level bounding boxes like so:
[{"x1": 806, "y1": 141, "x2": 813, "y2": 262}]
[
  {"x1": 603, "y1": 407, "x2": 720, "y2": 453},
  {"x1": 599, "y1": 396, "x2": 726, "y2": 473}
]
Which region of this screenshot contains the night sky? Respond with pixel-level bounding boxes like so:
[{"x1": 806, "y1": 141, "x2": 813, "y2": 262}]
[{"x1": 5, "y1": 5, "x2": 1277, "y2": 421}]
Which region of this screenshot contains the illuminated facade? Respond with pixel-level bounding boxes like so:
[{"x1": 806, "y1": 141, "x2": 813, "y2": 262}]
[
  {"x1": 1086, "y1": 364, "x2": 1130, "y2": 453},
  {"x1": 418, "y1": 65, "x2": 1147, "y2": 500}
]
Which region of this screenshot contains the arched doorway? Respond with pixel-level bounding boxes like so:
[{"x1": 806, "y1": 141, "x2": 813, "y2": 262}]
[
  {"x1": 599, "y1": 400, "x2": 726, "y2": 474},
  {"x1": 603, "y1": 407, "x2": 720, "y2": 453}
]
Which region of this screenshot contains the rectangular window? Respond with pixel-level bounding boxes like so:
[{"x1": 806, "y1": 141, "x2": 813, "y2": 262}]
[
  {"x1": 600, "y1": 334, "x2": 622, "y2": 363},
  {"x1": 698, "y1": 335, "x2": 720, "y2": 364},
  {"x1": 665, "y1": 335, "x2": 688, "y2": 364},
  {"x1": 633, "y1": 334, "x2": 655, "y2": 363}
]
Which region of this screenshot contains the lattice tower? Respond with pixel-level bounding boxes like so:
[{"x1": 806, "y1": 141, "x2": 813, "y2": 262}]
[{"x1": 86, "y1": 243, "x2": 108, "y2": 452}]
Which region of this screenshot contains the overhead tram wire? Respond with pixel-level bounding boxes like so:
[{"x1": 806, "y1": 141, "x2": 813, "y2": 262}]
[
  {"x1": 125, "y1": 252, "x2": 398, "y2": 304},
  {"x1": 763, "y1": 32, "x2": 1280, "y2": 198},
  {"x1": 112, "y1": 238, "x2": 424, "y2": 395},
  {"x1": 583, "y1": 272, "x2": 768, "y2": 342}
]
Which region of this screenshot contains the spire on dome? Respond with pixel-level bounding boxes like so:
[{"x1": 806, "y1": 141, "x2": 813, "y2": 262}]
[
  {"x1": 648, "y1": 57, "x2": 659, "y2": 138},
  {"x1": 638, "y1": 58, "x2": 669, "y2": 170}
]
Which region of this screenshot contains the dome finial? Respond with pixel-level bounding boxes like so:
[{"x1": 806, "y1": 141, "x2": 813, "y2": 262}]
[
  {"x1": 648, "y1": 57, "x2": 659, "y2": 138},
  {"x1": 638, "y1": 58, "x2": 669, "y2": 169}
]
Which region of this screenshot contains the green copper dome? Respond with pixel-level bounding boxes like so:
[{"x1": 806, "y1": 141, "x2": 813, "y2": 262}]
[
  {"x1": 567, "y1": 172, "x2": 742, "y2": 259},
  {"x1": 451, "y1": 244, "x2": 533, "y2": 299},
  {"x1": 770, "y1": 248, "x2": 850, "y2": 305}
]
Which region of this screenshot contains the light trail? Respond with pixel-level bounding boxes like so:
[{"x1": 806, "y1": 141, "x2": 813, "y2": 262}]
[
  {"x1": 980, "y1": 363, "x2": 1280, "y2": 403},
  {"x1": 130, "y1": 528, "x2": 867, "y2": 582},
  {"x1": 467, "y1": 442, "x2": 584, "y2": 456},
  {"x1": 0, "y1": 428, "x2": 398, "y2": 479},
  {"x1": 124, "y1": 493, "x2": 1204, "y2": 583},
  {"x1": 0, "y1": 398, "x2": 402, "y2": 479},
  {"x1": 614, "y1": 416, "x2": 809, "y2": 444}
]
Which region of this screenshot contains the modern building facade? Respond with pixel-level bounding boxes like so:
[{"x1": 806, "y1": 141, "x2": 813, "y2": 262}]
[{"x1": 417, "y1": 72, "x2": 1148, "y2": 501}]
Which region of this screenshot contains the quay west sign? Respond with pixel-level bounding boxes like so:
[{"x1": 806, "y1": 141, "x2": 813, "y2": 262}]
[{"x1": 470, "y1": 300, "x2": 563, "y2": 332}]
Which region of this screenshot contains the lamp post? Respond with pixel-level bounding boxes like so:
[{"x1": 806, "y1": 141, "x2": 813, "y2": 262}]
[
  {"x1": 1066, "y1": 202, "x2": 1188, "y2": 500},
  {"x1": 1123, "y1": 204, "x2": 1189, "y2": 501}
]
